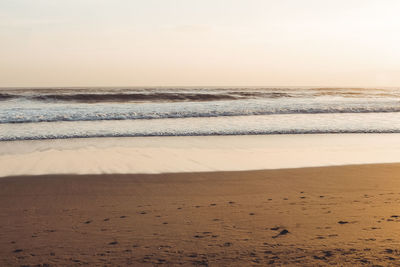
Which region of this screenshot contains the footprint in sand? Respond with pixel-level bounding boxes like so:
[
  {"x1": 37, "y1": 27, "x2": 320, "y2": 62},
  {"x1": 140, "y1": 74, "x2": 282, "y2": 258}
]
[
  {"x1": 223, "y1": 242, "x2": 232, "y2": 247},
  {"x1": 313, "y1": 255, "x2": 326, "y2": 260},
  {"x1": 272, "y1": 229, "x2": 289, "y2": 238}
]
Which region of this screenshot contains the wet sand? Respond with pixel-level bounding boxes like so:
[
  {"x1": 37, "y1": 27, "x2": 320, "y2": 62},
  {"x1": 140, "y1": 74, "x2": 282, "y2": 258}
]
[
  {"x1": 1, "y1": 163, "x2": 400, "y2": 266},
  {"x1": 3, "y1": 134, "x2": 400, "y2": 177}
]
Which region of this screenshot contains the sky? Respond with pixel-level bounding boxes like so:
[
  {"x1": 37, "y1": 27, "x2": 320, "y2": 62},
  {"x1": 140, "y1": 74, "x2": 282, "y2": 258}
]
[{"x1": 1, "y1": 0, "x2": 400, "y2": 87}]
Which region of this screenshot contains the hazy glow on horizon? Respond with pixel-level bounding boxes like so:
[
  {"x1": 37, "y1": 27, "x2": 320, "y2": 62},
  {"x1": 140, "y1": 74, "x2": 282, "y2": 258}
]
[{"x1": 1, "y1": 0, "x2": 400, "y2": 87}]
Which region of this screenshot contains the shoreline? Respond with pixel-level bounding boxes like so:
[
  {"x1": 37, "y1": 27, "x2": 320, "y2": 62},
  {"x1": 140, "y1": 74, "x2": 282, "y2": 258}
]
[
  {"x1": 1, "y1": 161, "x2": 400, "y2": 179},
  {"x1": 1, "y1": 163, "x2": 400, "y2": 265},
  {"x1": 3, "y1": 130, "x2": 400, "y2": 143},
  {"x1": 2, "y1": 133, "x2": 400, "y2": 177}
]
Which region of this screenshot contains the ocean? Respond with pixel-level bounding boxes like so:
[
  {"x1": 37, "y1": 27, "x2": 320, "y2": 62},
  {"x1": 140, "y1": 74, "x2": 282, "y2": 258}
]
[{"x1": 1, "y1": 87, "x2": 400, "y2": 141}]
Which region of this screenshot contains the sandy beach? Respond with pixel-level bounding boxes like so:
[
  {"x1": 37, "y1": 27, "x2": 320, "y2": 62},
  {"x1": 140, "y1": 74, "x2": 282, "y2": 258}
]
[{"x1": 1, "y1": 163, "x2": 400, "y2": 266}]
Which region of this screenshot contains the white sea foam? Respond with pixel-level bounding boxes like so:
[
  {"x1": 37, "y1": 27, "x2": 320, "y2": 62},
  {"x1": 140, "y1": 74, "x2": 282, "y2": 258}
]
[
  {"x1": 1, "y1": 87, "x2": 400, "y2": 140},
  {"x1": 1, "y1": 113, "x2": 400, "y2": 141}
]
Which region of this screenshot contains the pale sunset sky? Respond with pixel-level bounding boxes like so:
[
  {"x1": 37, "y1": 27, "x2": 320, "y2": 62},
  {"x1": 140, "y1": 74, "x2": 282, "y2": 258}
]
[{"x1": 1, "y1": 0, "x2": 400, "y2": 87}]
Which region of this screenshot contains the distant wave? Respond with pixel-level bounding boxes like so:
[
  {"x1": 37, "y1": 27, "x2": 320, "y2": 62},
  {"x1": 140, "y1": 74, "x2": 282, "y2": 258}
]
[
  {"x1": 2, "y1": 106, "x2": 400, "y2": 124},
  {"x1": 0, "y1": 93, "x2": 18, "y2": 101},
  {"x1": 31, "y1": 93, "x2": 239, "y2": 102},
  {"x1": 0, "y1": 91, "x2": 296, "y2": 103},
  {"x1": 1, "y1": 87, "x2": 399, "y2": 103}
]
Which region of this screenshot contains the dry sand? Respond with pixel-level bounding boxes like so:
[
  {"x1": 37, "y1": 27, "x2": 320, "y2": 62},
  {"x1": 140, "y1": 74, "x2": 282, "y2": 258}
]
[{"x1": 1, "y1": 163, "x2": 400, "y2": 266}]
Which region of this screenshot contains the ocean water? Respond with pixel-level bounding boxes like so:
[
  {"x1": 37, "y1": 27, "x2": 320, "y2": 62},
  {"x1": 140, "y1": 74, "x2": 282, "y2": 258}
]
[{"x1": 1, "y1": 87, "x2": 400, "y2": 141}]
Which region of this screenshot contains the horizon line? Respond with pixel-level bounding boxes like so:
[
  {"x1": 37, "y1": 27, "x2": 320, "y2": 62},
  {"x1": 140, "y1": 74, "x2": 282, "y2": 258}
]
[{"x1": 1, "y1": 85, "x2": 400, "y2": 89}]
